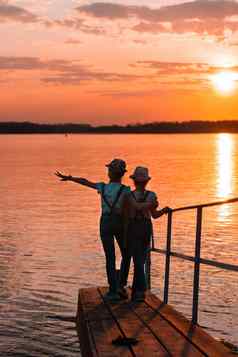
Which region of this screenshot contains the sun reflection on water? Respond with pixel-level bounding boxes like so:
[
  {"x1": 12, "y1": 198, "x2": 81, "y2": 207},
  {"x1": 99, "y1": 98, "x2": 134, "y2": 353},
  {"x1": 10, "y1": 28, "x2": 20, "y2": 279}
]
[{"x1": 217, "y1": 133, "x2": 234, "y2": 219}]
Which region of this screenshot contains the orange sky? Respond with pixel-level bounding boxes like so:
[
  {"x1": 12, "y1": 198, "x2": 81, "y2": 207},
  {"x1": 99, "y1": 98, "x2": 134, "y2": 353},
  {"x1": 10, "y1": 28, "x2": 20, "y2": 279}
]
[{"x1": 1, "y1": 0, "x2": 238, "y2": 124}]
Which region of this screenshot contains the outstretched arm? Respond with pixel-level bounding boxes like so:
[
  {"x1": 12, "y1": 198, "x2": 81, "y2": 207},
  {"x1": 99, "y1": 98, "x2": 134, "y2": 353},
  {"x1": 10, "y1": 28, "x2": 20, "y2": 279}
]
[
  {"x1": 151, "y1": 206, "x2": 172, "y2": 219},
  {"x1": 55, "y1": 171, "x2": 97, "y2": 189}
]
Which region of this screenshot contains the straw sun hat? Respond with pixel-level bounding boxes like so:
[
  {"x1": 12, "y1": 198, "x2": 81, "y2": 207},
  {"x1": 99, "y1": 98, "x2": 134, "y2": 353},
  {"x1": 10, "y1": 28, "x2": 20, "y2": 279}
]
[{"x1": 129, "y1": 166, "x2": 151, "y2": 182}]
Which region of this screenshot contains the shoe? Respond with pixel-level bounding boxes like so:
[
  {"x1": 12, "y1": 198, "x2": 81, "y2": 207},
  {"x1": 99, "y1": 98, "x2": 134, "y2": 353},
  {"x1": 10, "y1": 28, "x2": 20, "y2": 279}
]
[
  {"x1": 104, "y1": 291, "x2": 121, "y2": 302},
  {"x1": 118, "y1": 287, "x2": 129, "y2": 300},
  {"x1": 131, "y1": 291, "x2": 145, "y2": 302}
]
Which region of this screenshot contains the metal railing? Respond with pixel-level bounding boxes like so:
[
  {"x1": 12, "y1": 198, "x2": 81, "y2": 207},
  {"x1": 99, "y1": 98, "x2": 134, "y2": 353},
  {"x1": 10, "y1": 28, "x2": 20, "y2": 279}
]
[{"x1": 146, "y1": 197, "x2": 238, "y2": 325}]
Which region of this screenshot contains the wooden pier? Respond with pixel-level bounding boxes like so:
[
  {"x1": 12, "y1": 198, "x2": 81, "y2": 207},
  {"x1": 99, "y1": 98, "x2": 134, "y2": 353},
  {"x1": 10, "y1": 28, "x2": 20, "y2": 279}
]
[
  {"x1": 76, "y1": 198, "x2": 238, "y2": 356},
  {"x1": 76, "y1": 287, "x2": 233, "y2": 357}
]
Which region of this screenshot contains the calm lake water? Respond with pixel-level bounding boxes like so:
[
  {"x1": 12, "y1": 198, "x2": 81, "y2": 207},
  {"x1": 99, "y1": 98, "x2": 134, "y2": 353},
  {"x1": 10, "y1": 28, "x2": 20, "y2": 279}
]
[{"x1": 0, "y1": 133, "x2": 238, "y2": 356}]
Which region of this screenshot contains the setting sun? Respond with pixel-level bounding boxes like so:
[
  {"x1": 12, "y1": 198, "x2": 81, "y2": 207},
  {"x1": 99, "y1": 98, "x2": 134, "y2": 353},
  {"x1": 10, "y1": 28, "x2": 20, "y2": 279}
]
[{"x1": 211, "y1": 72, "x2": 237, "y2": 94}]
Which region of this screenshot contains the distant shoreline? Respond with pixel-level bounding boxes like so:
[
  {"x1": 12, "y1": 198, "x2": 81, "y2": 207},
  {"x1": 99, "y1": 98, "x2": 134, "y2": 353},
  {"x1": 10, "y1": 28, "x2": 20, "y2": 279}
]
[{"x1": 1, "y1": 120, "x2": 238, "y2": 134}]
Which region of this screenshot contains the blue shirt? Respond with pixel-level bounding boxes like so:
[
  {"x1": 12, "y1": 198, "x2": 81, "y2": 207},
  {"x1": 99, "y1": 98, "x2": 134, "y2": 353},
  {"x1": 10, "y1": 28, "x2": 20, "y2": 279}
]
[{"x1": 96, "y1": 182, "x2": 131, "y2": 215}]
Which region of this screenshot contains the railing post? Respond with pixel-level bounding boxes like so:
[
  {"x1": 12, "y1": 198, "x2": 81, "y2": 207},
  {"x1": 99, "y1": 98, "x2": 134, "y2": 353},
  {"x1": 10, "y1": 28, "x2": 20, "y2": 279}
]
[
  {"x1": 164, "y1": 210, "x2": 173, "y2": 304},
  {"x1": 145, "y1": 249, "x2": 151, "y2": 290},
  {"x1": 192, "y1": 206, "x2": 203, "y2": 324},
  {"x1": 145, "y1": 226, "x2": 155, "y2": 290}
]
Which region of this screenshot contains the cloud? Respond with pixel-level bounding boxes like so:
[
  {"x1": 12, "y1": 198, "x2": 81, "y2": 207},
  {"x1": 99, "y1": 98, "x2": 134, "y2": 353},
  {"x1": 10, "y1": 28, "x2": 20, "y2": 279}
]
[
  {"x1": 96, "y1": 89, "x2": 166, "y2": 97},
  {"x1": 64, "y1": 38, "x2": 82, "y2": 44},
  {"x1": 132, "y1": 38, "x2": 148, "y2": 45},
  {"x1": 0, "y1": 56, "x2": 143, "y2": 85},
  {"x1": 75, "y1": 1, "x2": 238, "y2": 36},
  {"x1": 133, "y1": 60, "x2": 238, "y2": 76},
  {"x1": 135, "y1": 61, "x2": 209, "y2": 75},
  {"x1": 44, "y1": 17, "x2": 107, "y2": 35},
  {"x1": 41, "y1": 71, "x2": 143, "y2": 85},
  {"x1": 0, "y1": 56, "x2": 73, "y2": 71},
  {"x1": 2, "y1": 0, "x2": 237, "y2": 37},
  {"x1": 90, "y1": 85, "x2": 207, "y2": 98},
  {"x1": 1, "y1": 56, "x2": 237, "y2": 87},
  {"x1": 43, "y1": 18, "x2": 84, "y2": 29},
  {"x1": 133, "y1": 21, "x2": 169, "y2": 34},
  {"x1": 76, "y1": 1, "x2": 238, "y2": 22},
  {"x1": 0, "y1": 0, "x2": 38, "y2": 23},
  {"x1": 76, "y1": 2, "x2": 136, "y2": 20}
]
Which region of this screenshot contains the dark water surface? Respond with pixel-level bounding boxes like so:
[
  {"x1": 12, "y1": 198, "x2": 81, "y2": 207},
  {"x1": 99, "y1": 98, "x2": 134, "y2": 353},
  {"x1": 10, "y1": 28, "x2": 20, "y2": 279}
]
[{"x1": 0, "y1": 134, "x2": 237, "y2": 356}]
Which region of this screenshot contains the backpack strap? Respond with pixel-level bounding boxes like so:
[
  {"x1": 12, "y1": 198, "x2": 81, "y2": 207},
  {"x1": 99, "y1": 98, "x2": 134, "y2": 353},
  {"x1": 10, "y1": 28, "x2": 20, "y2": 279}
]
[
  {"x1": 131, "y1": 190, "x2": 150, "y2": 203},
  {"x1": 143, "y1": 191, "x2": 150, "y2": 202},
  {"x1": 101, "y1": 183, "x2": 112, "y2": 209},
  {"x1": 101, "y1": 184, "x2": 125, "y2": 214},
  {"x1": 131, "y1": 191, "x2": 137, "y2": 202},
  {"x1": 111, "y1": 185, "x2": 125, "y2": 213},
  {"x1": 131, "y1": 190, "x2": 150, "y2": 219}
]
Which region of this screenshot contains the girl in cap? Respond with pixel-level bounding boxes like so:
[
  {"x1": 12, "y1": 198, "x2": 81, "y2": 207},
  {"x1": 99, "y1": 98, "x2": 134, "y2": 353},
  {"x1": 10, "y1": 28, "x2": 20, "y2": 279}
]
[
  {"x1": 124, "y1": 166, "x2": 170, "y2": 302},
  {"x1": 55, "y1": 160, "x2": 155, "y2": 302}
]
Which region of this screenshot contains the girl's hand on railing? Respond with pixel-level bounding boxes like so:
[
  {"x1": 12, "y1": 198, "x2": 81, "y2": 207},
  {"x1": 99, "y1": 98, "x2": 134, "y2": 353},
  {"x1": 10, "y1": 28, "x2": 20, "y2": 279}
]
[
  {"x1": 151, "y1": 206, "x2": 172, "y2": 218},
  {"x1": 162, "y1": 206, "x2": 172, "y2": 214}
]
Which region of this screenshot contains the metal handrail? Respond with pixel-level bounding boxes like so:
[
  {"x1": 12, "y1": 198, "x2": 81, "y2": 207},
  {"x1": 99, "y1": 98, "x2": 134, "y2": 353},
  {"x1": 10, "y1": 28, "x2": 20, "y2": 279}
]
[
  {"x1": 148, "y1": 196, "x2": 238, "y2": 325},
  {"x1": 152, "y1": 248, "x2": 238, "y2": 272},
  {"x1": 172, "y1": 197, "x2": 238, "y2": 212}
]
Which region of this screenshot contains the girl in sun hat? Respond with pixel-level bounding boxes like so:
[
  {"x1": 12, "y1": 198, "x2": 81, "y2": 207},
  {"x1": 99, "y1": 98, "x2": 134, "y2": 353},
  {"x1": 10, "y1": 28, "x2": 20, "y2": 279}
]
[
  {"x1": 124, "y1": 166, "x2": 171, "y2": 302},
  {"x1": 55, "y1": 159, "x2": 155, "y2": 302}
]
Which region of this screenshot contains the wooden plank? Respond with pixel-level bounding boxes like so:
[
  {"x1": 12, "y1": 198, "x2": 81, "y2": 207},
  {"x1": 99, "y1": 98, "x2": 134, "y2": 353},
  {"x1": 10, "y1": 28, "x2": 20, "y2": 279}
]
[
  {"x1": 89, "y1": 319, "x2": 134, "y2": 357},
  {"x1": 145, "y1": 292, "x2": 234, "y2": 357},
  {"x1": 130, "y1": 302, "x2": 205, "y2": 357},
  {"x1": 77, "y1": 287, "x2": 133, "y2": 357},
  {"x1": 99, "y1": 287, "x2": 169, "y2": 356},
  {"x1": 78, "y1": 287, "x2": 112, "y2": 321},
  {"x1": 77, "y1": 288, "x2": 99, "y2": 357},
  {"x1": 115, "y1": 317, "x2": 170, "y2": 357}
]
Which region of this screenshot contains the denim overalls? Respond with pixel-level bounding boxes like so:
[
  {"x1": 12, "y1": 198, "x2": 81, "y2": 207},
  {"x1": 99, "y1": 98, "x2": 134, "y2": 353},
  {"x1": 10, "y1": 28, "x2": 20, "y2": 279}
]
[{"x1": 99, "y1": 184, "x2": 130, "y2": 293}]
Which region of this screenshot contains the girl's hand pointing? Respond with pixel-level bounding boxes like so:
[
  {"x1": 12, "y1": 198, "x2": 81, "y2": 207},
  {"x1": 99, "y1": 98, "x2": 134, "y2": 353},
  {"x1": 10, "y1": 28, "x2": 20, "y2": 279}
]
[{"x1": 55, "y1": 171, "x2": 71, "y2": 181}]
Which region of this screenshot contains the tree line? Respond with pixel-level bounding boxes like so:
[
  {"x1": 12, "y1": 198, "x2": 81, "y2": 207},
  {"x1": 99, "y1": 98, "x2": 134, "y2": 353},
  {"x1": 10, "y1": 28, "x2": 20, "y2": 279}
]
[{"x1": 1, "y1": 120, "x2": 238, "y2": 134}]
